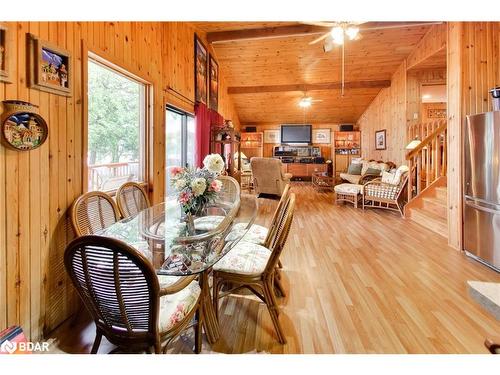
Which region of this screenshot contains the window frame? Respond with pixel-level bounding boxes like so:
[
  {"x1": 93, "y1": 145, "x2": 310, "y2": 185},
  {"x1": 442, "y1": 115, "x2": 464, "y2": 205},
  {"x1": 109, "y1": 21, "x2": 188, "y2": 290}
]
[
  {"x1": 83, "y1": 45, "x2": 153, "y2": 196},
  {"x1": 166, "y1": 104, "x2": 195, "y2": 168}
]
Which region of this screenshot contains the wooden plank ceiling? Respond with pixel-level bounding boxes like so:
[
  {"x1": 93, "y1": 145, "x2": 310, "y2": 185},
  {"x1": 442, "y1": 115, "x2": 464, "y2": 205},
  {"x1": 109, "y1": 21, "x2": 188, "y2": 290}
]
[{"x1": 194, "y1": 22, "x2": 432, "y2": 124}]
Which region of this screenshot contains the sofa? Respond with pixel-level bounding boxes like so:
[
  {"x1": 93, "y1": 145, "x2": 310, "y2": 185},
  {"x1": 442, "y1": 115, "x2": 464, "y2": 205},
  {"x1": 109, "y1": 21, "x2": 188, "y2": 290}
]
[
  {"x1": 250, "y1": 157, "x2": 292, "y2": 197},
  {"x1": 340, "y1": 159, "x2": 396, "y2": 185}
]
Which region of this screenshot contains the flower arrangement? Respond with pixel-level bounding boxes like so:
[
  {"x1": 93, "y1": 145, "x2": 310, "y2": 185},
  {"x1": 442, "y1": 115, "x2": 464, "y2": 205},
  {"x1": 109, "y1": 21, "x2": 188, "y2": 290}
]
[{"x1": 170, "y1": 153, "x2": 225, "y2": 215}]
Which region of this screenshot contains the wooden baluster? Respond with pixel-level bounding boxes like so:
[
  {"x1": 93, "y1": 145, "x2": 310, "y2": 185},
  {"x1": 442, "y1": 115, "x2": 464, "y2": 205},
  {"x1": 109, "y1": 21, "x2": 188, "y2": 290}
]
[
  {"x1": 408, "y1": 157, "x2": 413, "y2": 203},
  {"x1": 425, "y1": 140, "x2": 431, "y2": 189},
  {"x1": 416, "y1": 154, "x2": 422, "y2": 195},
  {"x1": 442, "y1": 129, "x2": 447, "y2": 176},
  {"x1": 434, "y1": 131, "x2": 441, "y2": 179}
]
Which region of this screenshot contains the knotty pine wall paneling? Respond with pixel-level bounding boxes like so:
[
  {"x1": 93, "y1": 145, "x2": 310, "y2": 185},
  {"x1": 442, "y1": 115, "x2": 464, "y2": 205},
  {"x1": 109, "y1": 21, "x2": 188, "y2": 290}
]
[
  {"x1": 447, "y1": 22, "x2": 500, "y2": 250},
  {"x1": 0, "y1": 21, "x2": 240, "y2": 340},
  {"x1": 357, "y1": 62, "x2": 407, "y2": 166}
]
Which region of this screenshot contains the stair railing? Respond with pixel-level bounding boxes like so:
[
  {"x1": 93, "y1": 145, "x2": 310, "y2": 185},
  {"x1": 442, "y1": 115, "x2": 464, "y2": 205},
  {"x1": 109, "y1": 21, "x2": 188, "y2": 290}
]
[{"x1": 406, "y1": 119, "x2": 447, "y2": 203}]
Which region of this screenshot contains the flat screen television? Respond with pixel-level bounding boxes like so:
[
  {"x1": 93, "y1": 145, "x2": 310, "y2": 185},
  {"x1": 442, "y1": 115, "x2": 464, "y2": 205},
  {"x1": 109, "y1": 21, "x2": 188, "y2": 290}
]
[{"x1": 280, "y1": 124, "x2": 312, "y2": 144}]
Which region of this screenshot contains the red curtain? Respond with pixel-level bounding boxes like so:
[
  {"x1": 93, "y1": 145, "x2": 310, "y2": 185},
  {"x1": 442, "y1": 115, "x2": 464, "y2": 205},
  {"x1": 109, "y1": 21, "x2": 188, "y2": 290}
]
[{"x1": 194, "y1": 102, "x2": 224, "y2": 167}]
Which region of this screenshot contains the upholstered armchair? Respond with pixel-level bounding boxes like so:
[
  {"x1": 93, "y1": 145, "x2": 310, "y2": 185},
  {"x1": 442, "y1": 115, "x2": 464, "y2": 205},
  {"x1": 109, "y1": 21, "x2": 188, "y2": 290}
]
[
  {"x1": 362, "y1": 166, "x2": 409, "y2": 217},
  {"x1": 250, "y1": 157, "x2": 292, "y2": 197}
]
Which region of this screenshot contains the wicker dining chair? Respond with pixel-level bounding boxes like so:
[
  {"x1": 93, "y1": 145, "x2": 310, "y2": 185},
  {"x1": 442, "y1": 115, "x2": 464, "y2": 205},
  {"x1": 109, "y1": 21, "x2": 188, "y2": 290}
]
[
  {"x1": 217, "y1": 175, "x2": 241, "y2": 203},
  {"x1": 71, "y1": 191, "x2": 122, "y2": 237},
  {"x1": 485, "y1": 337, "x2": 500, "y2": 354},
  {"x1": 116, "y1": 182, "x2": 151, "y2": 218},
  {"x1": 64, "y1": 235, "x2": 203, "y2": 354},
  {"x1": 212, "y1": 193, "x2": 296, "y2": 344}
]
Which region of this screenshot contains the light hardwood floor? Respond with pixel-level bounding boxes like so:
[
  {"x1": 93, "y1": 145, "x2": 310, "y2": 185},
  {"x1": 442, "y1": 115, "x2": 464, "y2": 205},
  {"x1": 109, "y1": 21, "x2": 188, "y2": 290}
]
[{"x1": 49, "y1": 183, "x2": 500, "y2": 354}]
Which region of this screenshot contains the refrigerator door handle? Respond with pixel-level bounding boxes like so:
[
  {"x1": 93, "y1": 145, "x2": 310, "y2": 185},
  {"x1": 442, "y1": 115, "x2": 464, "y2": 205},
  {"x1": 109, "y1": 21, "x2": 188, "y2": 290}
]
[{"x1": 465, "y1": 199, "x2": 500, "y2": 215}]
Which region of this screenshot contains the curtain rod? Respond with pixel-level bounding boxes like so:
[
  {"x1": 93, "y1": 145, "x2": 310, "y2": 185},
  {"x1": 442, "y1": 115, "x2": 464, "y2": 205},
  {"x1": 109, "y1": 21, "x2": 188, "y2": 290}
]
[{"x1": 166, "y1": 86, "x2": 195, "y2": 105}]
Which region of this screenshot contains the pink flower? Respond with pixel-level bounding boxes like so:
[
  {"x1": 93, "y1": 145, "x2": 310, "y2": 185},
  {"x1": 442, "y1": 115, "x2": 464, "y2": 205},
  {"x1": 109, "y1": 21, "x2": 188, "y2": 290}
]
[
  {"x1": 170, "y1": 166, "x2": 184, "y2": 177},
  {"x1": 210, "y1": 180, "x2": 222, "y2": 192},
  {"x1": 179, "y1": 191, "x2": 191, "y2": 204}
]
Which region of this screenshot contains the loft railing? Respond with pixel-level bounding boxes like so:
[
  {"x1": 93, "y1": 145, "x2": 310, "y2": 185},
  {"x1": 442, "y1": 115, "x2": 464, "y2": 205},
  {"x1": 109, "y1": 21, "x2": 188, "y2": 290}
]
[{"x1": 406, "y1": 119, "x2": 447, "y2": 202}]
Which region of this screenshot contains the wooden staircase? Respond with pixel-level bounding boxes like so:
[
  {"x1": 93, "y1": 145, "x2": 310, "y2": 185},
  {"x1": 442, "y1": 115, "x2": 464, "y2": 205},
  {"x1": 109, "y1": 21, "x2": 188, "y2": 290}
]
[{"x1": 404, "y1": 120, "x2": 448, "y2": 238}]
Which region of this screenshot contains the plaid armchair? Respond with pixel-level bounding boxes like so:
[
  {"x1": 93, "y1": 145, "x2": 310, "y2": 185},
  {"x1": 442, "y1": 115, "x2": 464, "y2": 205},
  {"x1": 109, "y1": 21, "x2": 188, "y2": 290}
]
[{"x1": 362, "y1": 166, "x2": 409, "y2": 217}]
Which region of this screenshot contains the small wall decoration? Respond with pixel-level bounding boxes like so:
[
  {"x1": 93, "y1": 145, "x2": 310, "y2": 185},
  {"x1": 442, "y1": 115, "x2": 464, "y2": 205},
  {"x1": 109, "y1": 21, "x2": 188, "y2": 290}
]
[
  {"x1": 264, "y1": 129, "x2": 280, "y2": 144},
  {"x1": 0, "y1": 23, "x2": 13, "y2": 83},
  {"x1": 208, "y1": 54, "x2": 219, "y2": 111},
  {"x1": 312, "y1": 129, "x2": 331, "y2": 144},
  {"x1": 28, "y1": 34, "x2": 71, "y2": 96},
  {"x1": 375, "y1": 129, "x2": 387, "y2": 150},
  {"x1": 428, "y1": 108, "x2": 446, "y2": 119},
  {"x1": 1, "y1": 100, "x2": 48, "y2": 151},
  {"x1": 194, "y1": 34, "x2": 208, "y2": 104}
]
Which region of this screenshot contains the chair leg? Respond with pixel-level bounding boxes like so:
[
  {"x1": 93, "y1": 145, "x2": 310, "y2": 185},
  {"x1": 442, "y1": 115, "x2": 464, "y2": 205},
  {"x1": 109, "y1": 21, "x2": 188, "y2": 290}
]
[
  {"x1": 194, "y1": 307, "x2": 203, "y2": 354},
  {"x1": 154, "y1": 339, "x2": 161, "y2": 354},
  {"x1": 212, "y1": 277, "x2": 221, "y2": 322},
  {"x1": 274, "y1": 273, "x2": 286, "y2": 298},
  {"x1": 262, "y1": 280, "x2": 287, "y2": 344},
  {"x1": 278, "y1": 259, "x2": 283, "y2": 269},
  {"x1": 91, "y1": 329, "x2": 102, "y2": 354}
]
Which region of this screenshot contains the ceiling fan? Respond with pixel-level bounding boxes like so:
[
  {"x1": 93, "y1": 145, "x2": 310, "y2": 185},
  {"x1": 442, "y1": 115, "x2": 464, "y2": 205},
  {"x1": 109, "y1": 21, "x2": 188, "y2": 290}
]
[
  {"x1": 303, "y1": 21, "x2": 443, "y2": 96},
  {"x1": 299, "y1": 93, "x2": 323, "y2": 108}
]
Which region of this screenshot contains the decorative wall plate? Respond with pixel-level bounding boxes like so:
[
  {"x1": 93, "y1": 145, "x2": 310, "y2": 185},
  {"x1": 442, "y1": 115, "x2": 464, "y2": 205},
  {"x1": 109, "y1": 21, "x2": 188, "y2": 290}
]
[{"x1": 1, "y1": 100, "x2": 48, "y2": 151}]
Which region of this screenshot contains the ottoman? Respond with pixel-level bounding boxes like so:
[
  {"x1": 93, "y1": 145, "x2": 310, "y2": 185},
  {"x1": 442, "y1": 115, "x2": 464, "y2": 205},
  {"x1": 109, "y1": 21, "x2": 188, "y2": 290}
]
[{"x1": 334, "y1": 183, "x2": 363, "y2": 208}]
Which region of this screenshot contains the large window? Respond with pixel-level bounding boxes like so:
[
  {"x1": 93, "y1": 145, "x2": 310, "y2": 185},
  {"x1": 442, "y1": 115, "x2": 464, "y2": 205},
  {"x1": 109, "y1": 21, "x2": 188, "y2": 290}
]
[
  {"x1": 165, "y1": 106, "x2": 195, "y2": 197},
  {"x1": 87, "y1": 55, "x2": 148, "y2": 192}
]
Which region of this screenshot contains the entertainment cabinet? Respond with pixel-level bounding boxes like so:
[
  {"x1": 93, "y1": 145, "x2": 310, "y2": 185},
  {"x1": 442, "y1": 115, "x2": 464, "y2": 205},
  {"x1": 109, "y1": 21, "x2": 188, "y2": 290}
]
[{"x1": 272, "y1": 145, "x2": 327, "y2": 179}]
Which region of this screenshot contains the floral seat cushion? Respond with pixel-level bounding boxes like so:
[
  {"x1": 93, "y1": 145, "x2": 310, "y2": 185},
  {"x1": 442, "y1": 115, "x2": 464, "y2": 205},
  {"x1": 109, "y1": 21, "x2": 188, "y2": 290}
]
[
  {"x1": 159, "y1": 280, "x2": 201, "y2": 332},
  {"x1": 334, "y1": 183, "x2": 363, "y2": 195},
  {"x1": 193, "y1": 215, "x2": 225, "y2": 231},
  {"x1": 225, "y1": 222, "x2": 268, "y2": 245},
  {"x1": 213, "y1": 241, "x2": 271, "y2": 275}
]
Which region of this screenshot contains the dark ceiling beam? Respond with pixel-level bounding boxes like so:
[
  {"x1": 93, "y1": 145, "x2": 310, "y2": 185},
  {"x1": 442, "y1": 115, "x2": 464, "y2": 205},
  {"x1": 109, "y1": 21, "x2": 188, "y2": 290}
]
[
  {"x1": 228, "y1": 80, "x2": 391, "y2": 94},
  {"x1": 207, "y1": 24, "x2": 327, "y2": 44}
]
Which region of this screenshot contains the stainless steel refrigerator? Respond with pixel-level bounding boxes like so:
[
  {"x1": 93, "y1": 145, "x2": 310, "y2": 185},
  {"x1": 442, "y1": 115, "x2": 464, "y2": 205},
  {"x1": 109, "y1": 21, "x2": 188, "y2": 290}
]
[{"x1": 464, "y1": 111, "x2": 500, "y2": 271}]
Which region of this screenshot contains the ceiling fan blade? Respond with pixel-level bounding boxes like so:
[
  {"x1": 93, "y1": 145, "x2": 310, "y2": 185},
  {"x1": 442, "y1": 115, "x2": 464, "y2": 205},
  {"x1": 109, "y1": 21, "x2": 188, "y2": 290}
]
[
  {"x1": 309, "y1": 32, "x2": 330, "y2": 45},
  {"x1": 359, "y1": 21, "x2": 443, "y2": 32},
  {"x1": 301, "y1": 21, "x2": 336, "y2": 28}
]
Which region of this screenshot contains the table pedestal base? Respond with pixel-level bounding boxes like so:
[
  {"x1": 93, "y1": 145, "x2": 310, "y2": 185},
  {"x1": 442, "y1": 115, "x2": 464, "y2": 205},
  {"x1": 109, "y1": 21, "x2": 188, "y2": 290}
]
[{"x1": 199, "y1": 270, "x2": 220, "y2": 344}]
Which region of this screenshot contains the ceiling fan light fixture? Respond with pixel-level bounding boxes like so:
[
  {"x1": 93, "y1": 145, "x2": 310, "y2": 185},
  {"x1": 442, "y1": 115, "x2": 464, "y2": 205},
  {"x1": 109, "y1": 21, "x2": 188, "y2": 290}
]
[
  {"x1": 299, "y1": 97, "x2": 312, "y2": 108},
  {"x1": 330, "y1": 26, "x2": 344, "y2": 45},
  {"x1": 345, "y1": 26, "x2": 359, "y2": 40}
]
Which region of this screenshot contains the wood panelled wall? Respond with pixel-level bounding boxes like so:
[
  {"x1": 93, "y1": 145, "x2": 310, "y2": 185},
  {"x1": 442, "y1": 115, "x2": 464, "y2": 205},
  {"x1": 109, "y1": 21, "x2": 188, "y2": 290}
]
[
  {"x1": 243, "y1": 123, "x2": 341, "y2": 160},
  {"x1": 406, "y1": 68, "x2": 447, "y2": 130},
  {"x1": 357, "y1": 25, "x2": 447, "y2": 167},
  {"x1": 0, "y1": 21, "x2": 240, "y2": 340},
  {"x1": 357, "y1": 63, "x2": 407, "y2": 166},
  {"x1": 447, "y1": 22, "x2": 500, "y2": 250}
]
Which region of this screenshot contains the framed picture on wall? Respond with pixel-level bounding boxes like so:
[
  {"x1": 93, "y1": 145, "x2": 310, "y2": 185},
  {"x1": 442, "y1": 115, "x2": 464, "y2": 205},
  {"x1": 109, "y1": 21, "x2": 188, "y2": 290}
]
[
  {"x1": 208, "y1": 54, "x2": 219, "y2": 111},
  {"x1": 194, "y1": 34, "x2": 208, "y2": 105},
  {"x1": 264, "y1": 129, "x2": 280, "y2": 144},
  {"x1": 312, "y1": 129, "x2": 331, "y2": 144},
  {"x1": 375, "y1": 129, "x2": 386, "y2": 150},
  {"x1": 28, "y1": 34, "x2": 71, "y2": 96},
  {"x1": 0, "y1": 23, "x2": 13, "y2": 83}
]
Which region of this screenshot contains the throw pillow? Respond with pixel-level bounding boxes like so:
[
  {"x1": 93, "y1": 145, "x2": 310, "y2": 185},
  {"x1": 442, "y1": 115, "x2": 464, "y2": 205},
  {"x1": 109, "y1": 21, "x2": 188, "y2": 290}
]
[
  {"x1": 381, "y1": 171, "x2": 396, "y2": 184},
  {"x1": 364, "y1": 167, "x2": 382, "y2": 176},
  {"x1": 347, "y1": 163, "x2": 362, "y2": 175}
]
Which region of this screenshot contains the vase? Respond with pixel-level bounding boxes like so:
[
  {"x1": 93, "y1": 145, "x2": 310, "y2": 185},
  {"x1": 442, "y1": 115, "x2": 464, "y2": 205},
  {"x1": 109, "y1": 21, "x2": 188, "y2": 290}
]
[{"x1": 184, "y1": 212, "x2": 196, "y2": 236}]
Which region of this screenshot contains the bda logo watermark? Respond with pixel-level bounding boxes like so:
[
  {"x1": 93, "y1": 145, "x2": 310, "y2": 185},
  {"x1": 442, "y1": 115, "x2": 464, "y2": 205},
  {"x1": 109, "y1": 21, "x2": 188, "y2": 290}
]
[{"x1": 1, "y1": 339, "x2": 50, "y2": 354}]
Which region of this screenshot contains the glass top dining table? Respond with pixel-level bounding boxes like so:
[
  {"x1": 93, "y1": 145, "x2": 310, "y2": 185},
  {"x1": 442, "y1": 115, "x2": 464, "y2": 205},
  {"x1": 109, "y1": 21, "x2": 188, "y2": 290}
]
[{"x1": 97, "y1": 194, "x2": 258, "y2": 276}]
